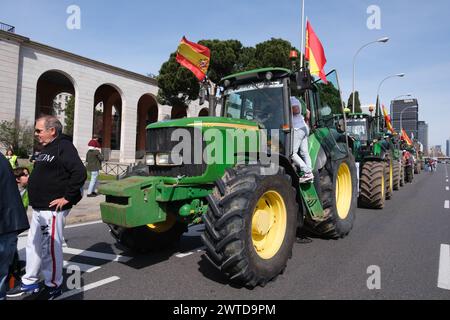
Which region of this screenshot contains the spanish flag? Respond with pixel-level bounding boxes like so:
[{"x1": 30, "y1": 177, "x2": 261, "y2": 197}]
[
  {"x1": 382, "y1": 105, "x2": 396, "y2": 134},
  {"x1": 305, "y1": 21, "x2": 327, "y2": 83},
  {"x1": 176, "y1": 36, "x2": 211, "y2": 81},
  {"x1": 401, "y1": 129, "x2": 413, "y2": 146}
]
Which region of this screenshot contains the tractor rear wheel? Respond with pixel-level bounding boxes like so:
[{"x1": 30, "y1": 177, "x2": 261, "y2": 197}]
[
  {"x1": 400, "y1": 164, "x2": 405, "y2": 187},
  {"x1": 108, "y1": 213, "x2": 187, "y2": 252},
  {"x1": 358, "y1": 161, "x2": 386, "y2": 209},
  {"x1": 201, "y1": 165, "x2": 298, "y2": 288},
  {"x1": 305, "y1": 156, "x2": 357, "y2": 238},
  {"x1": 393, "y1": 160, "x2": 401, "y2": 191},
  {"x1": 385, "y1": 159, "x2": 394, "y2": 200}
]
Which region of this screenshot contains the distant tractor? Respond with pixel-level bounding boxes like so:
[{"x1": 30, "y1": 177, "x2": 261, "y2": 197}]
[
  {"x1": 99, "y1": 67, "x2": 358, "y2": 288},
  {"x1": 341, "y1": 112, "x2": 399, "y2": 209}
]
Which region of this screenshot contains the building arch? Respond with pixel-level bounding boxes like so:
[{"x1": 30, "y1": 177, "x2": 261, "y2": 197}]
[
  {"x1": 198, "y1": 107, "x2": 209, "y2": 117},
  {"x1": 92, "y1": 84, "x2": 124, "y2": 160},
  {"x1": 171, "y1": 105, "x2": 187, "y2": 119},
  {"x1": 35, "y1": 70, "x2": 77, "y2": 136},
  {"x1": 136, "y1": 94, "x2": 158, "y2": 158}
]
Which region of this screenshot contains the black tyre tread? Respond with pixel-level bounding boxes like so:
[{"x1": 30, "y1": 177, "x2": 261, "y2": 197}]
[
  {"x1": 385, "y1": 160, "x2": 393, "y2": 200},
  {"x1": 358, "y1": 161, "x2": 385, "y2": 209},
  {"x1": 393, "y1": 160, "x2": 401, "y2": 191},
  {"x1": 202, "y1": 165, "x2": 298, "y2": 288},
  {"x1": 304, "y1": 155, "x2": 357, "y2": 239}
]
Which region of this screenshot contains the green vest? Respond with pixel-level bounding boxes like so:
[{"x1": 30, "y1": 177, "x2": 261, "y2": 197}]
[
  {"x1": 21, "y1": 188, "x2": 29, "y2": 211},
  {"x1": 7, "y1": 155, "x2": 18, "y2": 169}
]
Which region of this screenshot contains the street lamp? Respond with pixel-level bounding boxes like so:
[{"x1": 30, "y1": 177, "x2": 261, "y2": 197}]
[
  {"x1": 376, "y1": 73, "x2": 405, "y2": 131},
  {"x1": 393, "y1": 93, "x2": 412, "y2": 101},
  {"x1": 352, "y1": 37, "x2": 389, "y2": 113}
]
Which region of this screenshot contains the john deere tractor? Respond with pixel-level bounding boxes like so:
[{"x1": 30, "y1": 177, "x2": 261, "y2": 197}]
[
  {"x1": 339, "y1": 112, "x2": 398, "y2": 209},
  {"x1": 99, "y1": 67, "x2": 358, "y2": 288}
]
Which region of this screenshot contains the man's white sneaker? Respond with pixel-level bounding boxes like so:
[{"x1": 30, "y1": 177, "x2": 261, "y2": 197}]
[{"x1": 299, "y1": 173, "x2": 314, "y2": 184}]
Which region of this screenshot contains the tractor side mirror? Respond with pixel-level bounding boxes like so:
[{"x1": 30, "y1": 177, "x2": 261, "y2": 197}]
[{"x1": 296, "y1": 70, "x2": 313, "y2": 92}]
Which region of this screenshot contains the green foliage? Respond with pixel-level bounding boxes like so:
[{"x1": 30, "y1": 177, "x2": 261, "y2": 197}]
[
  {"x1": 347, "y1": 91, "x2": 362, "y2": 113},
  {"x1": 0, "y1": 120, "x2": 34, "y2": 157},
  {"x1": 157, "y1": 38, "x2": 299, "y2": 108},
  {"x1": 64, "y1": 95, "x2": 75, "y2": 136}
]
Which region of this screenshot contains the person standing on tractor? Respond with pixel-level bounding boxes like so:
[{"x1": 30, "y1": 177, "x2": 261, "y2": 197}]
[{"x1": 291, "y1": 96, "x2": 314, "y2": 183}]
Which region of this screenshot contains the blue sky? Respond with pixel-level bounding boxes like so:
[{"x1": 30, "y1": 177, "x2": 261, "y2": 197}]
[{"x1": 2, "y1": 0, "x2": 450, "y2": 148}]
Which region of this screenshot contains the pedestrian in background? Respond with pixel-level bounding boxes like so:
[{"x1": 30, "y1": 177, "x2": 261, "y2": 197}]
[
  {"x1": 0, "y1": 154, "x2": 30, "y2": 300},
  {"x1": 86, "y1": 135, "x2": 104, "y2": 197},
  {"x1": 5, "y1": 148, "x2": 18, "y2": 169},
  {"x1": 14, "y1": 167, "x2": 30, "y2": 210},
  {"x1": 7, "y1": 115, "x2": 86, "y2": 300}
]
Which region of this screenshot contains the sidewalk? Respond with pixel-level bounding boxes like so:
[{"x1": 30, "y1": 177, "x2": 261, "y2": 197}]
[{"x1": 26, "y1": 181, "x2": 107, "y2": 225}]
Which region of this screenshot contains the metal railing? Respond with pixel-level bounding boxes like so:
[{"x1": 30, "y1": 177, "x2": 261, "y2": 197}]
[
  {"x1": 0, "y1": 22, "x2": 15, "y2": 33},
  {"x1": 101, "y1": 162, "x2": 133, "y2": 178}
]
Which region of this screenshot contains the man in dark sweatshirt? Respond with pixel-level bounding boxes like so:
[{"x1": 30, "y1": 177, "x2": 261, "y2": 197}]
[
  {"x1": 0, "y1": 153, "x2": 30, "y2": 300},
  {"x1": 7, "y1": 115, "x2": 86, "y2": 299}
]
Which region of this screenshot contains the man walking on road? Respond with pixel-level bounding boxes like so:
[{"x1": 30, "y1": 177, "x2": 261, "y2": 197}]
[
  {"x1": 7, "y1": 116, "x2": 86, "y2": 300},
  {"x1": 0, "y1": 154, "x2": 30, "y2": 300}
]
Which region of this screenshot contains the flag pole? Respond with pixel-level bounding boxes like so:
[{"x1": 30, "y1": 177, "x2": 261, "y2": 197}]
[{"x1": 300, "y1": 0, "x2": 305, "y2": 69}]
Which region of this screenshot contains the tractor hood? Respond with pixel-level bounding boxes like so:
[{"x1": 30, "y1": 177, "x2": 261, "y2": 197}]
[{"x1": 147, "y1": 116, "x2": 260, "y2": 131}]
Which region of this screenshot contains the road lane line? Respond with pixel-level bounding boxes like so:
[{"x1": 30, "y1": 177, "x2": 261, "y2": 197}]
[
  {"x1": 445, "y1": 201, "x2": 450, "y2": 209},
  {"x1": 56, "y1": 276, "x2": 120, "y2": 300},
  {"x1": 65, "y1": 220, "x2": 103, "y2": 229},
  {"x1": 63, "y1": 247, "x2": 132, "y2": 262},
  {"x1": 63, "y1": 261, "x2": 101, "y2": 273},
  {"x1": 176, "y1": 252, "x2": 194, "y2": 258},
  {"x1": 446, "y1": 187, "x2": 449, "y2": 191},
  {"x1": 438, "y1": 244, "x2": 450, "y2": 290}
]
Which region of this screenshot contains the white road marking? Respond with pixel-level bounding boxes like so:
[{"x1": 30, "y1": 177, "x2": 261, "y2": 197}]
[
  {"x1": 446, "y1": 187, "x2": 449, "y2": 191},
  {"x1": 438, "y1": 244, "x2": 450, "y2": 290},
  {"x1": 445, "y1": 201, "x2": 450, "y2": 209},
  {"x1": 56, "y1": 276, "x2": 120, "y2": 300},
  {"x1": 176, "y1": 252, "x2": 194, "y2": 258},
  {"x1": 63, "y1": 261, "x2": 101, "y2": 273},
  {"x1": 175, "y1": 246, "x2": 206, "y2": 258},
  {"x1": 63, "y1": 247, "x2": 132, "y2": 262},
  {"x1": 65, "y1": 220, "x2": 103, "y2": 229}
]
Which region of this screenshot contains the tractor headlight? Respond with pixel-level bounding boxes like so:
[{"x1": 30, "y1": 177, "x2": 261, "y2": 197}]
[
  {"x1": 145, "y1": 153, "x2": 155, "y2": 166},
  {"x1": 156, "y1": 153, "x2": 170, "y2": 165}
]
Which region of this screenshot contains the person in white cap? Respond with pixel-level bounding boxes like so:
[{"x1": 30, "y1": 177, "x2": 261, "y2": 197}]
[{"x1": 291, "y1": 96, "x2": 314, "y2": 183}]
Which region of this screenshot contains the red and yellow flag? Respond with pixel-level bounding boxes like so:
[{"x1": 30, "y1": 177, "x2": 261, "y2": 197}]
[
  {"x1": 382, "y1": 105, "x2": 396, "y2": 134},
  {"x1": 176, "y1": 36, "x2": 210, "y2": 81},
  {"x1": 305, "y1": 21, "x2": 327, "y2": 83},
  {"x1": 401, "y1": 129, "x2": 413, "y2": 146}
]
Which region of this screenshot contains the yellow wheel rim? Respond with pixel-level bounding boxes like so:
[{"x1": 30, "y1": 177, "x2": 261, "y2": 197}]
[
  {"x1": 147, "y1": 213, "x2": 176, "y2": 233},
  {"x1": 336, "y1": 163, "x2": 352, "y2": 220},
  {"x1": 381, "y1": 172, "x2": 385, "y2": 199},
  {"x1": 252, "y1": 191, "x2": 287, "y2": 260}
]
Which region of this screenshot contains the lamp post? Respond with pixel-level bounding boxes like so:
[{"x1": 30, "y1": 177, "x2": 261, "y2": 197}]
[
  {"x1": 352, "y1": 37, "x2": 389, "y2": 113},
  {"x1": 393, "y1": 93, "x2": 412, "y2": 101},
  {"x1": 376, "y1": 73, "x2": 405, "y2": 131}
]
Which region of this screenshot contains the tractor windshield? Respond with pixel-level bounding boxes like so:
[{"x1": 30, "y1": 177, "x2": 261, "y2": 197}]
[
  {"x1": 347, "y1": 118, "x2": 368, "y2": 142},
  {"x1": 223, "y1": 81, "x2": 285, "y2": 131}
]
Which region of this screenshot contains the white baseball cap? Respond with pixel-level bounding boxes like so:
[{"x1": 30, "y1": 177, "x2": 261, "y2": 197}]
[{"x1": 290, "y1": 96, "x2": 300, "y2": 107}]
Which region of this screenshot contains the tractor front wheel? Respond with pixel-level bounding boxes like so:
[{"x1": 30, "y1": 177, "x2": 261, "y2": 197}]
[{"x1": 201, "y1": 165, "x2": 298, "y2": 288}]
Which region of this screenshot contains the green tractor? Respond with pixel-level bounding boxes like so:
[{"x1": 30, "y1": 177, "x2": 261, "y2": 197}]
[
  {"x1": 99, "y1": 67, "x2": 358, "y2": 288},
  {"x1": 341, "y1": 112, "x2": 400, "y2": 209}
]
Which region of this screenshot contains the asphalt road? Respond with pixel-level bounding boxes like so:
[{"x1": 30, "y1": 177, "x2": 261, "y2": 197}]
[{"x1": 14, "y1": 163, "x2": 450, "y2": 300}]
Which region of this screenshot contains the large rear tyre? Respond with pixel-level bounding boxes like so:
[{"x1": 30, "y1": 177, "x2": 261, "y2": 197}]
[
  {"x1": 108, "y1": 213, "x2": 187, "y2": 252},
  {"x1": 385, "y1": 159, "x2": 394, "y2": 200},
  {"x1": 393, "y1": 160, "x2": 401, "y2": 191},
  {"x1": 358, "y1": 161, "x2": 386, "y2": 209},
  {"x1": 305, "y1": 155, "x2": 357, "y2": 238},
  {"x1": 400, "y1": 165, "x2": 405, "y2": 187},
  {"x1": 201, "y1": 165, "x2": 298, "y2": 288}
]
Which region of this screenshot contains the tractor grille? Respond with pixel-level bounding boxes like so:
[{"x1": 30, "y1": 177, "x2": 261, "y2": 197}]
[{"x1": 146, "y1": 127, "x2": 207, "y2": 177}]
